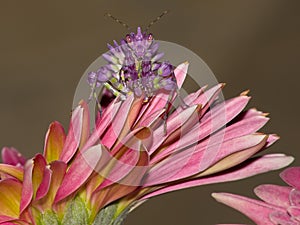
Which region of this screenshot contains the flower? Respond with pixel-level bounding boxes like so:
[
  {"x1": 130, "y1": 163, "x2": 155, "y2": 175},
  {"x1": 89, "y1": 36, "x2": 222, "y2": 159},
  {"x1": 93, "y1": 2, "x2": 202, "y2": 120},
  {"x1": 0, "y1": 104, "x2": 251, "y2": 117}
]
[
  {"x1": 0, "y1": 62, "x2": 294, "y2": 224},
  {"x1": 212, "y1": 166, "x2": 300, "y2": 225}
]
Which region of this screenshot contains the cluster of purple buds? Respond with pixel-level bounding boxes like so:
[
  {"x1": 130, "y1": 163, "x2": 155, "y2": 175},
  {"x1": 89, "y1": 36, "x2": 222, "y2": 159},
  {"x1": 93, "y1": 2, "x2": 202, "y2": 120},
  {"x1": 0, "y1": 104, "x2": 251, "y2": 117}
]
[{"x1": 87, "y1": 27, "x2": 177, "y2": 101}]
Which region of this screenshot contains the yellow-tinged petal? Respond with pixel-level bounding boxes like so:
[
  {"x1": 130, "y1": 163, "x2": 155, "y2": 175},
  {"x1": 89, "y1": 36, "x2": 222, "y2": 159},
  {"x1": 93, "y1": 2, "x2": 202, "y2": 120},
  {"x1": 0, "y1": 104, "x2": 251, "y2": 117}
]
[
  {"x1": 0, "y1": 179, "x2": 22, "y2": 219},
  {"x1": 78, "y1": 100, "x2": 90, "y2": 150},
  {"x1": 0, "y1": 164, "x2": 23, "y2": 181},
  {"x1": 43, "y1": 121, "x2": 66, "y2": 163},
  {"x1": 37, "y1": 161, "x2": 67, "y2": 211}
]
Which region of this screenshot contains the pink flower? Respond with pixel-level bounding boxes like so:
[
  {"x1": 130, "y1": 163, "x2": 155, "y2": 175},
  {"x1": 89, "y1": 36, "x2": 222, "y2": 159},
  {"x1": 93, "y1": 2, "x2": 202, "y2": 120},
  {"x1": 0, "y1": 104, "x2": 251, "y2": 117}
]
[
  {"x1": 212, "y1": 166, "x2": 300, "y2": 225},
  {"x1": 0, "y1": 62, "x2": 293, "y2": 224}
]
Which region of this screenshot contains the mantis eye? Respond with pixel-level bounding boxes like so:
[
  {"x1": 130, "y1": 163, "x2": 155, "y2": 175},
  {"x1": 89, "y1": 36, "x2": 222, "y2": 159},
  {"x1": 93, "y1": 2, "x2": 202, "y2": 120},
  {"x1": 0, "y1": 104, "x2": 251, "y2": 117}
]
[
  {"x1": 126, "y1": 34, "x2": 132, "y2": 43},
  {"x1": 148, "y1": 33, "x2": 153, "y2": 41}
]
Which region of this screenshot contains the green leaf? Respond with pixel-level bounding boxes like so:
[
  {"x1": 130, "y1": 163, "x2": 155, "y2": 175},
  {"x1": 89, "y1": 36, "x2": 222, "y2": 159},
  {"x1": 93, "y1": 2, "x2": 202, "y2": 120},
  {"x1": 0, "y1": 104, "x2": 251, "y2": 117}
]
[{"x1": 62, "y1": 196, "x2": 89, "y2": 225}]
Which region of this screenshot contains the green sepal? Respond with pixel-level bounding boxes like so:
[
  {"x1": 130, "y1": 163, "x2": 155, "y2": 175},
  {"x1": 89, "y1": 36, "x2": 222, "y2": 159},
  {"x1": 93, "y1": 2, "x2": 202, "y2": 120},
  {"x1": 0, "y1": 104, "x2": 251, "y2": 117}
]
[
  {"x1": 62, "y1": 196, "x2": 89, "y2": 225},
  {"x1": 92, "y1": 203, "x2": 129, "y2": 225},
  {"x1": 38, "y1": 210, "x2": 59, "y2": 225}
]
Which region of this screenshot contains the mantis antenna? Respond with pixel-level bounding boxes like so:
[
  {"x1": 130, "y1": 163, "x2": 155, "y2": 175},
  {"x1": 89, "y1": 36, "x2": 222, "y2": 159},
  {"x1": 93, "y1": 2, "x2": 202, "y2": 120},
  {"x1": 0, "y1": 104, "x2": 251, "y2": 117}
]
[
  {"x1": 104, "y1": 13, "x2": 131, "y2": 30},
  {"x1": 145, "y1": 10, "x2": 169, "y2": 32}
]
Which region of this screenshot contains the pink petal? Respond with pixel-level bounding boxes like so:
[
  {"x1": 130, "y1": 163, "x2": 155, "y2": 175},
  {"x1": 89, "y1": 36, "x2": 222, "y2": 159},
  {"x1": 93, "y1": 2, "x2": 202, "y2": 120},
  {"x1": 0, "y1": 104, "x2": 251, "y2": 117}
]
[
  {"x1": 90, "y1": 142, "x2": 149, "y2": 220},
  {"x1": 197, "y1": 134, "x2": 268, "y2": 175},
  {"x1": 152, "y1": 95, "x2": 251, "y2": 162},
  {"x1": 40, "y1": 161, "x2": 67, "y2": 210},
  {"x1": 190, "y1": 83, "x2": 225, "y2": 115},
  {"x1": 142, "y1": 154, "x2": 294, "y2": 199},
  {"x1": 54, "y1": 144, "x2": 103, "y2": 203},
  {"x1": 101, "y1": 95, "x2": 142, "y2": 149},
  {"x1": 144, "y1": 134, "x2": 267, "y2": 186},
  {"x1": 94, "y1": 127, "x2": 152, "y2": 191},
  {"x1": 1, "y1": 147, "x2": 26, "y2": 166},
  {"x1": 265, "y1": 134, "x2": 280, "y2": 148},
  {"x1": 174, "y1": 61, "x2": 188, "y2": 89},
  {"x1": 221, "y1": 108, "x2": 269, "y2": 141},
  {"x1": 180, "y1": 84, "x2": 218, "y2": 107},
  {"x1": 137, "y1": 108, "x2": 165, "y2": 128},
  {"x1": 289, "y1": 188, "x2": 300, "y2": 207},
  {"x1": 254, "y1": 184, "x2": 292, "y2": 208},
  {"x1": 135, "y1": 92, "x2": 172, "y2": 126},
  {"x1": 149, "y1": 104, "x2": 200, "y2": 154},
  {"x1": 288, "y1": 206, "x2": 300, "y2": 221},
  {"x1": 269, "y1": 211, "x2": 298, "y2": 225},
  {"x1": 43, "y1": 121, "x2": 66, "y2": 163},
  {"x1": 59, "y1": 106, "x2": 83, "y2": 163},
  {"x1": 212, "y1": 192, "x2": 283, "y2": 225},
  {"x1": 280, "y1": 167, "x2": 300, "y2": 189},
  {"x1": 19, "y1": 161, "x2": 34, "y2": 214}
]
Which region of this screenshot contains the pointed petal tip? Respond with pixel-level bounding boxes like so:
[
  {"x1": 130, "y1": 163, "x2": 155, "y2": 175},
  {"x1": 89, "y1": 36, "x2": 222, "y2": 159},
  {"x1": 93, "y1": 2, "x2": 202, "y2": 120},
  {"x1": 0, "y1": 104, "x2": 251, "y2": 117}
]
[
  {"x1": 240, "y1": 89, "x2": 250, "y2": 96},
  {"x1": 211, "y1": 192, "x2": 229, "y2": 202},
  {"x1": 78, "y1": 99, "x2": 89, "y2": 108},
  {"x1": 220, "y1": 82, "x2": 226, "y2": 87}
]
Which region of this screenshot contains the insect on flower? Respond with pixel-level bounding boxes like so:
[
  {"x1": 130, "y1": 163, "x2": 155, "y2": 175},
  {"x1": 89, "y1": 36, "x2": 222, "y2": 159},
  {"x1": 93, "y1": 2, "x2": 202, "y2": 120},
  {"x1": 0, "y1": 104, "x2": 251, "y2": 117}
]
[{"x1": 86, "y1": 11, "x2": 188, "y2": 128}]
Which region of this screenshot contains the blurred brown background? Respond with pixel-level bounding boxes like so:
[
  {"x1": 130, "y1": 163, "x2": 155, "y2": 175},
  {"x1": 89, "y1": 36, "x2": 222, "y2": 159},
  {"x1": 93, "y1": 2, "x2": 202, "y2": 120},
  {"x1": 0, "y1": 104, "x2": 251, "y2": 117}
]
[{"x1": 0, "y1": 0, "x2": 299, "y2": 224}]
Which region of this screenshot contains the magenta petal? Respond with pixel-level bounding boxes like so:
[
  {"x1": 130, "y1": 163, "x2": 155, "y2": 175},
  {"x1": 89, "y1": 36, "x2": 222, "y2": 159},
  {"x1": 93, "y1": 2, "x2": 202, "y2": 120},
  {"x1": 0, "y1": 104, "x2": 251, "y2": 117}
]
[
  {"x1": 20, "y1": 160, "x2": 34, "y2": 214},
  {"x1": 20, "y1": 154, "x2": 47, "y2": 213},
  {"x1": 59, "y1": 106, "x2": 83, "y2": 163},
  {"x1": 1, "y1": 147, "x2": 26, "y2": 166},
  {"x1": 269, "y1": 211, "x2": 298, "y2": 225},
  {"x1": 212, "y1": 193, "x2": 283, "y2": 225},
  {"x1": 101, "y1": 95, "x2": 135, "y2": 148},
  {"x1": 254, "y1": 184, "x2": 292, "y2": 208},
  {"x1": 81, "y1": 98, "x2": 122, "y2": 152},
  {"x1": 35, "y1": 166, "x2": 52, "y2": 201},
  {"x1": 288, "y1": 206, "x2": 300, "y2": 221},
  {"x1": 142, "y1": 154, "x2": 294, "y2": 199},
  {"x1": 280, "y1": 167, "x2": 300, "y2": 189},
  {"x1": 54, "y1": 144, "x2": 103, "y2": 203},
  {"x1": 0, "y1": 219, "x2": 21, "y2": 224},
  {"x1": 289, "y1": 188, "x2": 300, "y2": 207}
]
